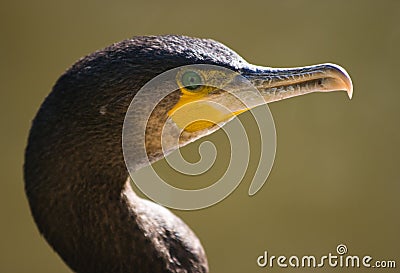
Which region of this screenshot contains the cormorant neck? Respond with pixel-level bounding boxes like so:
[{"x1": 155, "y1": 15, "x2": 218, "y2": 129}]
[
  {"x1": 24, "y1": 81, "x2": 207, "y2": 273},
  {"x1": 25, "y1": 88, "x2": 143, "y2": 272}
]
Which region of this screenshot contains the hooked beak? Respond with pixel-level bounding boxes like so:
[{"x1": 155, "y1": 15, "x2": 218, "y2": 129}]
[
  {"x1": 242, "y1": 63, "x2": 353, "y2": 102},
  {"x1": 167, "y1": 63, "x2": 353, "y2": 135}
]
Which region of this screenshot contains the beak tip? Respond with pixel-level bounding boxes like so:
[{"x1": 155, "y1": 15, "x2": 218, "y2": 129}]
[
  {"x1": 324, "y1": 63, "x2": 353, "y2": 100},
  {"x1": 345, "y1": 79, "x2": 353, "y2": 99},
  {"x1": 347, "y1": 88, "x2": 353, "y2": 99}
]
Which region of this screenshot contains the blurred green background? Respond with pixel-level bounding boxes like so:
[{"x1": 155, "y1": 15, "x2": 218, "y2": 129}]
[{"x1": 1, "y1": 1, "x2": 399, "y2": 272}]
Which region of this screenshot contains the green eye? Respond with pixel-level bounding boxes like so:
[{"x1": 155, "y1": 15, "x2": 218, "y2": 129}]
[{"x1": 181, "y1": 71, "x2": 202, "y2": 91}]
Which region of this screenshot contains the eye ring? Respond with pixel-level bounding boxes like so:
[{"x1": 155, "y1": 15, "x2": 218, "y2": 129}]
[{"x1": 181, "y1": 70, "x2": 203, "y2": 91}]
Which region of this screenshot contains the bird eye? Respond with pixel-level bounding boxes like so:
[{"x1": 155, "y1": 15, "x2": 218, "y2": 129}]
[{"x1": 181, "y1": 71, "x2": 202, "y2": 91}]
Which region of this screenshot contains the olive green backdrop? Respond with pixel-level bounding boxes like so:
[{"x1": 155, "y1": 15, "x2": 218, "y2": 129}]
[{"x1": 1, "y1": 1, "x2": 399, "y2": 272}]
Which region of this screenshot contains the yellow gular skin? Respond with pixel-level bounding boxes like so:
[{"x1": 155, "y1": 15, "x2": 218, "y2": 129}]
[
  {"x1": 168, "y1": 86, "x2": 247, "y2": 132},
  {"x1": 169, "y1": 69, "x2": 247, "y2": 132}
]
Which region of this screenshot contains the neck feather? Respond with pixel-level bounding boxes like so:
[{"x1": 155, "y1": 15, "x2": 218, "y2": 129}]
[{"x1": 24, "y1": 85, "x2": 208, "y2": 273}]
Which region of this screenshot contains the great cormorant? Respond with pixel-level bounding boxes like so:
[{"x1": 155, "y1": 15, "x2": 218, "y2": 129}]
[{"x1": 24, "y1": 35, "x2": 352, "y2": 273}]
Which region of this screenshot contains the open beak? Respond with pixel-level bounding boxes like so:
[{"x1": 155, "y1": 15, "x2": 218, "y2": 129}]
[{"x1": 242, "y1": 63, "x2": 353, "y2": 102}]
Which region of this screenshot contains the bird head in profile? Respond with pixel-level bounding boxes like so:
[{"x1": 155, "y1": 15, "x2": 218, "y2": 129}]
[
  {"x1": 90, "y1": 35, "x2": 352, "y2": 166},
  {"x1": 24, "y1": 35, "x2": 353, "y2": 273}
]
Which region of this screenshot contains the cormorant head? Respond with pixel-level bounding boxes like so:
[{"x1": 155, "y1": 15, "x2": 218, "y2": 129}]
[
  {"x1": 24, "y1": 35, "x2": 353, "y2": 273},
  {"x1": 48, "y1": 35, "x2": 352, "y2": 169}
]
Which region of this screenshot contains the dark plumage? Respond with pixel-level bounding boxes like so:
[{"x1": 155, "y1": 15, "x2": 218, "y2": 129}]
[
  {"x1": 24, "y1": 35, "x2": 352, "y2": 273},
  {"x1": 24, "y1": 35, "x2": 228, "y2": 273}
]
